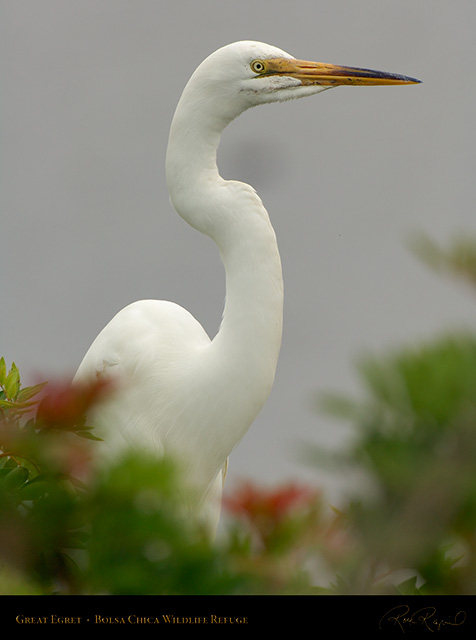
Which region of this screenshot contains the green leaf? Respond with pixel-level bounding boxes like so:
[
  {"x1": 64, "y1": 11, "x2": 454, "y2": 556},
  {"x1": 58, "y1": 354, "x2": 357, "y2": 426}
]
[
  {"x1": 0, "y1": 357, "x2": 6, "y2": 385},
  {"x1": 0, "y1": 457, "x2": 18, "y2": 471},
  {"x1": 64, "y1": 530, "x2": 89, "y2": 550},
  {"x1": 20, "y1": 474, "x2": 52, "y2": 500},
  {"x1": 396, "y1": 575, "x2": 424, "y2": 595},
  {"x1": 75, "y1": 429, "x2": 103, "y2": 441},
  {"x1": 0, "y1": 465, "x2": 29, "y2": 490},
  {"x1": 0, "y1": 398, "x2": 38, "y2": 411},
  {"x1": 4, "y1": 365, "x2": 20, "y2": 400},
  {"x1": 16, "y1": 381, "x2": 48, "y2": 403}
]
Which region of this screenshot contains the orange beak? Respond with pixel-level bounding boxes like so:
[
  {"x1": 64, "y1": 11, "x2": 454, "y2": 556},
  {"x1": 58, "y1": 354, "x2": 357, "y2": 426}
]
[{"x1": 260, "y1": 57, "x2": 421, "y2": 86}]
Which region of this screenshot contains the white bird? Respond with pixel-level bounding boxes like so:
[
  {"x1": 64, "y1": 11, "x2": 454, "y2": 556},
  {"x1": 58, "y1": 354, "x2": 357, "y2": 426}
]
[{"x1": 73, "y1": 41, "x2": 419, "y2": 535}]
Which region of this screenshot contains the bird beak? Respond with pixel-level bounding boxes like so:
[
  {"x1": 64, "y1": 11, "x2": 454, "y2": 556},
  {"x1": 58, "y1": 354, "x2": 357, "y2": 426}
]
[{"x1": 264, "y1": 57, "x2": 421, "y2": 86}]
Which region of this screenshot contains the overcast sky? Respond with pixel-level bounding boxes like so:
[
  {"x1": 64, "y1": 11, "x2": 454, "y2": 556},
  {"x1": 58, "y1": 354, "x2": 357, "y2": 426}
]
[{"x1": 2, "y1": 1, "x2": 476, "y2": 505}]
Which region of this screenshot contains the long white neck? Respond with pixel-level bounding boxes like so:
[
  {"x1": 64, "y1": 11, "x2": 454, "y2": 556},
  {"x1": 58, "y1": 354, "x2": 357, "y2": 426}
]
[{"x1": 165, "y1": 83, "x2": 283, "y2": 438}]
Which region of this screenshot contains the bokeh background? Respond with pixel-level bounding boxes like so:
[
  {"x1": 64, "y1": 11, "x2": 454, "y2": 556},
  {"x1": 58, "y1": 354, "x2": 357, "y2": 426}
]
[{"x1": 2, "y1": 1, "x2": 475, "y2": 504}]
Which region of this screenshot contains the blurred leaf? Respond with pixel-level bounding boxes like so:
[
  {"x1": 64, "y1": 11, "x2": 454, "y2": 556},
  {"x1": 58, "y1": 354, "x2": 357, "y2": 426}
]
[
  {"x1": 396, "y1": 576, "x2": 423, "y2": 595},
  {"x1": 20, "y1": 474, "x2": 54, "y2": 501},
  {"x1": 411, "y1": 233, "x2": 476, "y2": 288},
  {"x1": 74, "y1": 428, "x2": 103, "y2": 441},
  {"x1": 0, "y1": 466, "x2": 29, "y2": 491}
]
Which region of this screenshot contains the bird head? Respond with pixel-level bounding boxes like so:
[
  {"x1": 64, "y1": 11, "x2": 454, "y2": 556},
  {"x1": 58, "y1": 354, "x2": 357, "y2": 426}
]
[
  {"x1": 166, "y1": 40, "x2": 420, "y2": 230},
  {"x1": 185, "y1": 40, "x2": 420, "y2": 119}
]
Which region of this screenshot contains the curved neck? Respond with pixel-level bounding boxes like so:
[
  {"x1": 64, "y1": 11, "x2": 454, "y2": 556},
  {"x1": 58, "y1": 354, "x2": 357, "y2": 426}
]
[{"x1": 166, "y1": 89, "x2": 284, "y2": 418}]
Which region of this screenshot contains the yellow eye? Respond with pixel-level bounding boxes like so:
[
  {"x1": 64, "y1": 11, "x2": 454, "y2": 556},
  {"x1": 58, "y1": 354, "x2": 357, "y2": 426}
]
[{"x1": 251, "y1": 59, "x2": 266, "y2": 74}]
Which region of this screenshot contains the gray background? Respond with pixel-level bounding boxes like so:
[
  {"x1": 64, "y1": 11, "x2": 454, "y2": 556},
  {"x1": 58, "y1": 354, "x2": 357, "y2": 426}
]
[{"x1": 2, "y1": 1, "x2": 475, "y2": 505}]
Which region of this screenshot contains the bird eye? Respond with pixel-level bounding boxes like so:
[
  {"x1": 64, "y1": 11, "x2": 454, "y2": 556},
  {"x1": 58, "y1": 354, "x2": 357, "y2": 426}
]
[{"x1": 251, "y1": 59, "x2": 266, "y2": 74}]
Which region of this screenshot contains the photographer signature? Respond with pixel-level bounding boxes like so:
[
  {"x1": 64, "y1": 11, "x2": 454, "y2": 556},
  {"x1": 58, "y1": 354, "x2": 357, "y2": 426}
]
[{"x1": 379, "y1": 604, "x2": 466, "y2": 633}]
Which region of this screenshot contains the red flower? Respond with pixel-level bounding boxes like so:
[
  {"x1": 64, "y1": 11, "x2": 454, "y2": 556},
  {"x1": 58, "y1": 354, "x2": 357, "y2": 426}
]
[
  {"x1": 223, "y1": 482, "x2": 317, "y2": 522},
  {"x1": 36, "y1": 378, "x2": 110, "y2": 430}
]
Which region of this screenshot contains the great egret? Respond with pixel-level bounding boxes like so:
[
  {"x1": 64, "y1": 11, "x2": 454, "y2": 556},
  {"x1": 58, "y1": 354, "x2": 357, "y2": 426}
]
[{"x1": 74, "y1": 41, "x2": 419, "y2": 535}]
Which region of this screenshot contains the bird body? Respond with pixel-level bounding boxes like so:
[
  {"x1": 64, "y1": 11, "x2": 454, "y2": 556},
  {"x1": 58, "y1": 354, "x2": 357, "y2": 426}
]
[{"x1": 74, "y1": 41, "x2": 419, "y2": 534}]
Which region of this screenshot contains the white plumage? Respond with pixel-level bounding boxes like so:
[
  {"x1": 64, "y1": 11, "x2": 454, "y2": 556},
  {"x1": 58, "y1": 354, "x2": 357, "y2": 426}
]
[{"x1": 74, "y1": 41, "x2": 419, "y2": 535}]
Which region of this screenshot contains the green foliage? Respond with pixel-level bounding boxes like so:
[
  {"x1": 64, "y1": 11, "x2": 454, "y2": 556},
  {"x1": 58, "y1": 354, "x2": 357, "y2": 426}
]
[
  {"x1": 0, "y1": 364, "x2": 319, "y2": 594},
  {"x1": 0, "y1": 367, "x2": 102, "y2": 593},
  {"x1": 319, "y1": 334, "x2": 476, "y2": 593},
  {"x1": 82, "y1": 454, "x2": 246, "y2": 595},
  {"x1": 315, "y1": 234, "x2": 476, "y2": 594}
]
